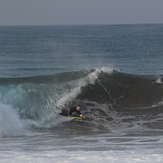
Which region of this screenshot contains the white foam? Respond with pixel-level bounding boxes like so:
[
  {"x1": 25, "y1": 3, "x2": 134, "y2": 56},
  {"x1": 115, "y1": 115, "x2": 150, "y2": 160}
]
[
  {"x1": 0, "y1": 150, "x2": 162, "y2": 163},
  {"x1": 153, "y1": 78, "x2": 163, "y2": 84},
  {"x1": 56, "y1": 67, "x2": 115, "y2": 108},
  {"x1": 0, "y1": 102, "x2": 30, "y2": 137},
  {"x1": 100, "y1": 66, "x2": 117, "y2": 74},
  {"x1": 56, "y1": 70, "x2": 99, "y2": 107}
]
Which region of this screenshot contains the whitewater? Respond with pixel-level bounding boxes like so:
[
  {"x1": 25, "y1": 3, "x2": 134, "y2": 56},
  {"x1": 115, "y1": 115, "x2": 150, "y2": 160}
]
[{"x1": 0, "y1": 24, "x2": 163, "y2": 162}]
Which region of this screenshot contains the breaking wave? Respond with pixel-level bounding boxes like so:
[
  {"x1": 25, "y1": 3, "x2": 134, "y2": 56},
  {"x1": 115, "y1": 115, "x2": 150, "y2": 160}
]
[{"x1": 0, "y1": 67, "x2": 163, "y2": 137}]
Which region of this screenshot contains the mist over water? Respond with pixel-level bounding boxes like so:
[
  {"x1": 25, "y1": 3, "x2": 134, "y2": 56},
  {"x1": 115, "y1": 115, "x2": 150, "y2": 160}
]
[{"x1": 0, "y1": 24, "x2": 163, "y2": 162}]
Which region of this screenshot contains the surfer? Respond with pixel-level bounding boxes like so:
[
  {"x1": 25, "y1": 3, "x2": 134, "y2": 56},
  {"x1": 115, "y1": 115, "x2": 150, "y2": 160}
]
[{"x1": 60, "y1": 105, "x2": 85, "y2": 118}]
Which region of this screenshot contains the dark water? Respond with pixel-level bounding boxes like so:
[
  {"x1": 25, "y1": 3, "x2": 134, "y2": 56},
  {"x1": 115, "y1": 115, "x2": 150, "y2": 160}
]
[{"x1": 0, "y1": 24, "x2": 163, "y2": 162}]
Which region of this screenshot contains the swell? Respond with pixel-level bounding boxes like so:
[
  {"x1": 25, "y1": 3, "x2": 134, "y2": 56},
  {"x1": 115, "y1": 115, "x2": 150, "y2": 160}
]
[{"x1": 0, "y1": 70, "x2": 92, "y2": 84}]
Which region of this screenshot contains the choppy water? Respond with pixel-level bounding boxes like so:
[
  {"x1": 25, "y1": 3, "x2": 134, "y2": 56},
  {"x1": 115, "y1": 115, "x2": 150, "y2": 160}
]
[{"x1": 0, "y1": 24, "x2": 163, "y2": 162}]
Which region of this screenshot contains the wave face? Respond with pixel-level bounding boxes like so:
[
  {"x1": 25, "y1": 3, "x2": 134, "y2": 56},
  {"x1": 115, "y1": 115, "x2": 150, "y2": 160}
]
[
  {"x1": 0, "y1": 68, "x2": 163, "y2": 136},
  {"x1": 78, "y1": 71, "x2": 163, "y2": 108}
]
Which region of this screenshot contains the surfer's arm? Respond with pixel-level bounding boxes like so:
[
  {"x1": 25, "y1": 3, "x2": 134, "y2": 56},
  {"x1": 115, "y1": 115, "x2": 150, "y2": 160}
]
[
  {"x1": 80, "y1": 114, "x2": 85, "y2": 118},
  {"x1": 67, "y1": 108, "x2": 71, "y2": 117}
]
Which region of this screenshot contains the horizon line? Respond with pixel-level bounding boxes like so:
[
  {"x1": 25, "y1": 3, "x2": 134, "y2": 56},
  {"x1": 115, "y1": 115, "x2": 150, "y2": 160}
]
[{"x1": 0, "y1": 22, "x2": 163, "y2": 27}]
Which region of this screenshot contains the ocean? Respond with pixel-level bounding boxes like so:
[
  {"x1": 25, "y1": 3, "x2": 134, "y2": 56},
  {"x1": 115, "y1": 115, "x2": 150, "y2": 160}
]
[{"x1": 0, "y1": 24, "x2": 163, "y2": 162}]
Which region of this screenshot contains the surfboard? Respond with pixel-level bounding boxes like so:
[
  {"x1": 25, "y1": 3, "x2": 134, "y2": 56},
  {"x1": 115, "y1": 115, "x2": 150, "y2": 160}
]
[
  {"x1": 71, "y1": 116, "x2": 84, "y2": 120},
  {"x1": 59, "y1": 113, "x2": 84, "y2": 120}
]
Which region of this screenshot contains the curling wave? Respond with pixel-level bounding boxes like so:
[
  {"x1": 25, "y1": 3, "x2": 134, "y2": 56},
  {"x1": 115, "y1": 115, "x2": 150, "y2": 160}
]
[{"x1": 0, "y1": 67, "x2": 163, "y2": 135}]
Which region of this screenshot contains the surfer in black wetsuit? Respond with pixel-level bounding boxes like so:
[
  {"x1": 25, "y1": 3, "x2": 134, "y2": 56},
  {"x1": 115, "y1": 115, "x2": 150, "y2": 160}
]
[{"x1": 60, "y1": 105, "x2": 85, "y2": 118}]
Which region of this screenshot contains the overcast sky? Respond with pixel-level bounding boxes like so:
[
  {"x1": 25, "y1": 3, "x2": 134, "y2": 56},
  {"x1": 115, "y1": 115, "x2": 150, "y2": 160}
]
[{"x1": 0, "y1": 0, "x2": 163, "y2": 26}]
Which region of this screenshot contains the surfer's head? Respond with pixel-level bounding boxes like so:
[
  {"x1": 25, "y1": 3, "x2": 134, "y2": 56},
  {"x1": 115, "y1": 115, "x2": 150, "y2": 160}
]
[{"x1": 76, "y1": 105, "x2": 81, "y2": 111}]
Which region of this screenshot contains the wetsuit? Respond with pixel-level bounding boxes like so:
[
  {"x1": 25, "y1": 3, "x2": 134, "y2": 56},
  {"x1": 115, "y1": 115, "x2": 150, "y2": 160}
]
[{"x1": 60, "y1": 107, "x2": 81, "y2": 117}]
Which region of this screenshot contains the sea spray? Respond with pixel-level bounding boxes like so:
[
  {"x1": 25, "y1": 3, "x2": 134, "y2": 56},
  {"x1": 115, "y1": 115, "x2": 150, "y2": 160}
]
[{"x1": 0, "y1": 102, "x2": 28, "y2": 137}]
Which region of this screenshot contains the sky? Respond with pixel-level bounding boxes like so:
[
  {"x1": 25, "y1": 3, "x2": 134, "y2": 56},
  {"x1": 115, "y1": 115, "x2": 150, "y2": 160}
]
[{"x1": 0, "y1": 0, "x2": 163, "y2": 26}]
